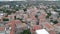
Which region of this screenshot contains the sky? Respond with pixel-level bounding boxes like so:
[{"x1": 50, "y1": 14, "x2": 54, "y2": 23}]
[
  {"x1": 0, "y1": 0, "x2": 26, "y2": 1},
  {"x1": 0, "y1": 0, "x2": 59, "y2": 1}
]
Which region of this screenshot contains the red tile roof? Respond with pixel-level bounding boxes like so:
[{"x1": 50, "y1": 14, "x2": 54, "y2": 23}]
[
  {"x1": 15, "y1": 20, "x2": 21, "y2": 24},
  {"x1": 55, "y1": 23, "x2": 60, "y2": 26},
  {"x1": 10, "y1": 20, "x2": 15, "y2": 34},
  {"x1": 38, "y1": 13, "x2": 46, "y2": 19},
  {"x1": 49, "y1": 30, "x2": 56, "y2": 34},
  {"x1": 30, "y1": 25, "x2": 42, "y2": 34},
  {"x1": 30, "y1": 14, "x2": 36, "y2": 20},
  {"x1": 44, "y1": 23, "x2": 54, "y2": 31},
  {"x1": 0, "y1": 27, "x2": 5, "y2": 31},
  {"x1": 10, "y1": 31, "x2": 15, "y2": 34},
  {"x1": 39, "y1": 15, "x2": 44, "y2": 19},
  {"x1": 33, "y1": 25, "x2": 42, "y2": 31}
]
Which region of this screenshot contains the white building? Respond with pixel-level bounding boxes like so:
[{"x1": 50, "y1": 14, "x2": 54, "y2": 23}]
[{"x1": 35, "y1": 29, "x2": 49, "y2": 34}]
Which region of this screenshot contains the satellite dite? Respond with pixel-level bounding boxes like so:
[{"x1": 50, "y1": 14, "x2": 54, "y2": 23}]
[{"x1": 35, "y1": 29, "x2": 49, "y2": 34}]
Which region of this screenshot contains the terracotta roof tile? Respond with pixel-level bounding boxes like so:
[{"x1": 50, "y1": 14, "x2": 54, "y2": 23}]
[
  {"x1": 10, "y1": 31, "x2": 15, "y2": 34},
  {"x1": 0, "y1": 27, "x2": 5, "y2": 31},
  {"x1": 38, "y1": 14, "x2": 46, "y2": 19},
  {"x1": 33, "y1": 25, "x2": 42, "y2": 31},
  {"x1": 49, "y1": 30, "x2": 56, "y2": 34},
  {"x1": 44, "y1": 23, "x2": 54, "y2": 30},
  {"x1": 30, "y1": 25, "x2": 43, "y2": 34},
  {"x1": 55, "y1": 23, "x2": 60, "y2": 26}
]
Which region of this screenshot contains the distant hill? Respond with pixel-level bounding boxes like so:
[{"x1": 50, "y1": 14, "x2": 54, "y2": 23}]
[{"x1": 0, "y1": 1, "x2": 60, "y2": 6}]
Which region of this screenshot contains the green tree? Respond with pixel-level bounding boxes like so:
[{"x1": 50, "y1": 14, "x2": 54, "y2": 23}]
[
  {"x1": 46, "y1": 13, "x2": 52, "y2": 18},
  {"x1": 3, "y1": 18, "x2": 9, "y2": 21},
  {"x1": 20, "y1": 29, "x2": 31, "y2": 34},
  {"x1": 3, "y1": 10, "x2": 12, "y2": 15},
  {"x1": 46, "y1": 15, "x2": 49, "y2": 18},
  {"x1": 50, "y1": 20, "x2": 58, "y2": 24},
  {"x1": 53, "y1": 20, "x2": 58, "y2": 24}
]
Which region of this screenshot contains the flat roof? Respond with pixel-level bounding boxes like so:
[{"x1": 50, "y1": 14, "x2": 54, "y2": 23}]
[{"x1": 35, "y1": 29, "x2": 49, "y2": 34}]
